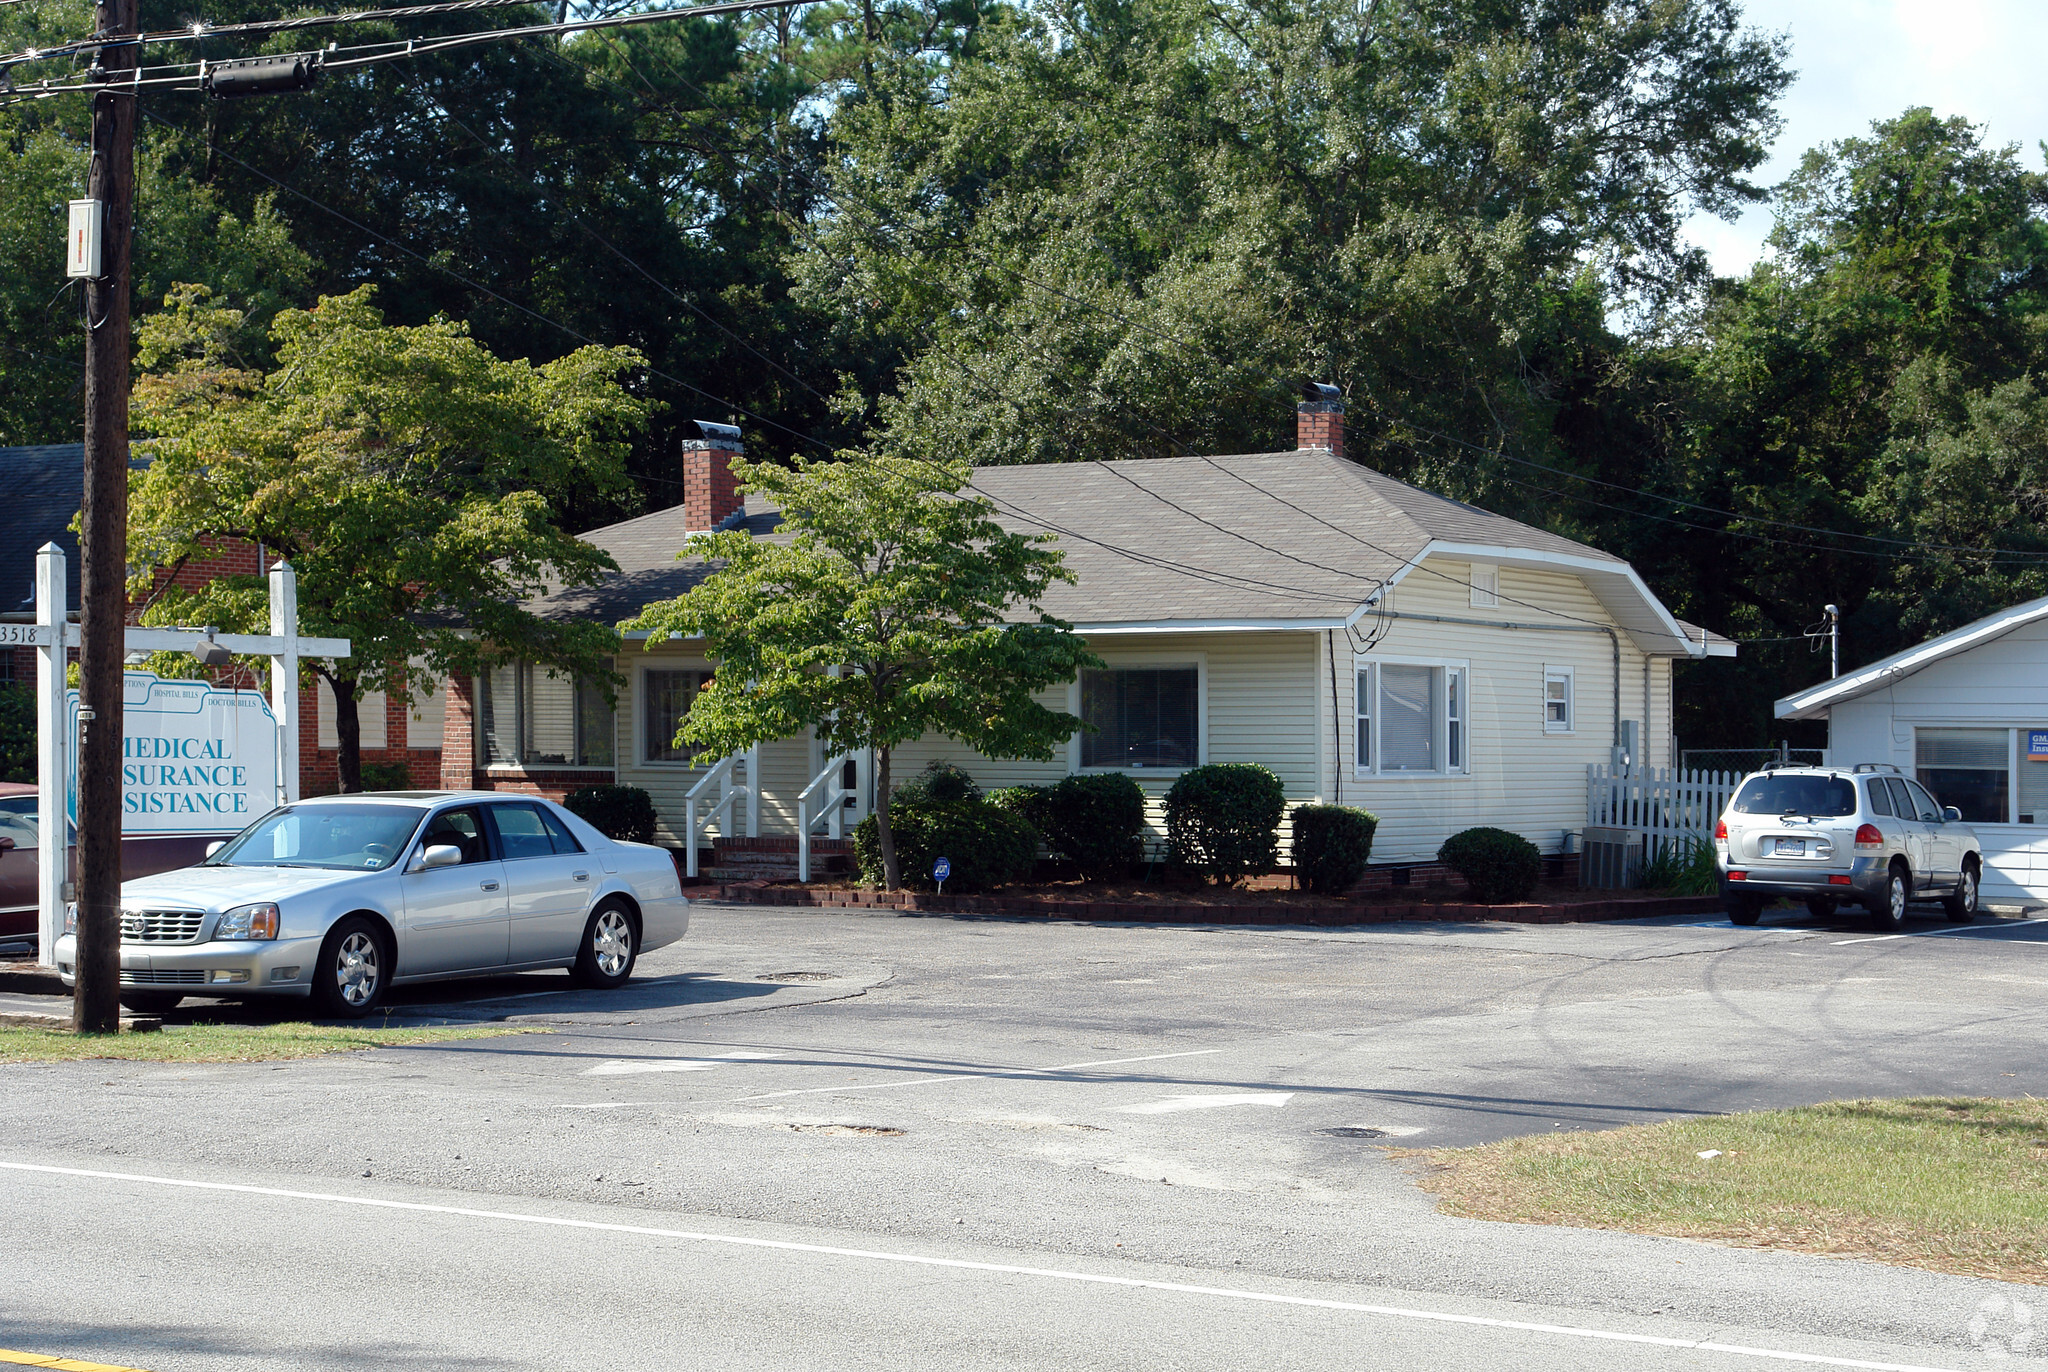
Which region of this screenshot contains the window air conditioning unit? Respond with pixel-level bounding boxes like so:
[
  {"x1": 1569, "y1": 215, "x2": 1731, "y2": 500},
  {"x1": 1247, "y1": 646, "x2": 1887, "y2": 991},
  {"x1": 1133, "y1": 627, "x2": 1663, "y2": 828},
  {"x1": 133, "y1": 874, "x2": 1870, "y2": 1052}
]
[{"x1": 1581, "y1": 826, "x2": 1644, "y2": 890}]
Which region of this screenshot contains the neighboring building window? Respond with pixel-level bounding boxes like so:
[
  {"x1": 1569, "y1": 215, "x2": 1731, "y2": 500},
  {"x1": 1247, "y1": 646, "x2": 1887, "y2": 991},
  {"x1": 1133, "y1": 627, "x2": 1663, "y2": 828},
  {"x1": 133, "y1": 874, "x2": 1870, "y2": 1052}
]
[
  {"x1": 1543, "y1": 667, "x2": 1573, "y2": 733},
  {"x1": 1354, "y1": 665, "x2": 1373, "y2": 771},
  {"x1": 1469, "y1": 563, "x2": 1498, "y2": 609},
  {"x1": 479, "y1": 661, "x2": 615, "y2": 768},
  {"x1": 1917, "y1": 728, "x2": 2009, "y2": 824},
  {"x1": 1081, "y1": 666, "x2": 1199, "y2": 769},
  {"x1": 1355, "y1": 660, "x2": 1466, "y2": 775},
  {"x1": 644, "y1": 668, "x2": 713, "y2": 763}
]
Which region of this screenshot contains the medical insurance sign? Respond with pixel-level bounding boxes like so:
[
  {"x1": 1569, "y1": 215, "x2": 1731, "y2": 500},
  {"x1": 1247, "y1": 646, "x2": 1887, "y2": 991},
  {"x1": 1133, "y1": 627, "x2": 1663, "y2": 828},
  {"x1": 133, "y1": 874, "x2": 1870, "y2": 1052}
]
[
  {"x1": 2030, "y1": 730, "x2": 2048, "y2": 762},
  {"x1": 67, "y1": 672, "x2": 279, "y2": 836}
]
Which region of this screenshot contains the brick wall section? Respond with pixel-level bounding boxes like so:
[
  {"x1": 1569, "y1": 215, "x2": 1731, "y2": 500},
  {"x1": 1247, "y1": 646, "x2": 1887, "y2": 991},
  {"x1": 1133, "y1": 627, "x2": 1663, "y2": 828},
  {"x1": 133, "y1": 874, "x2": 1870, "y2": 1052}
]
[
  {"x1": 440, "y1": 674, "x2": 475, "y2": 789},
  {"x1": 1296, "y1": 400, "x2": 1344, "y2": 459},
  {"x1": 681, "y1": 441, "x2": 744, "y2": 530},
  {"x1": 299, "y1": 668, "x2": 444, "y2": 797}
]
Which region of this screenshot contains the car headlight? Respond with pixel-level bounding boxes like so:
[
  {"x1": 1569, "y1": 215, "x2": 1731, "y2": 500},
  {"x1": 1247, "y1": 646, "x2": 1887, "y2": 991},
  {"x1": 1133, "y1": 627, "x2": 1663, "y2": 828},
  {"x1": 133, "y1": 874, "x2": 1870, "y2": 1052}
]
[
  {"x1": 216, "y1": 902, "x2": 280, "y2": 941},
  {"x1": 62, "y1": 902, "x2": 77, "y2": 935}
]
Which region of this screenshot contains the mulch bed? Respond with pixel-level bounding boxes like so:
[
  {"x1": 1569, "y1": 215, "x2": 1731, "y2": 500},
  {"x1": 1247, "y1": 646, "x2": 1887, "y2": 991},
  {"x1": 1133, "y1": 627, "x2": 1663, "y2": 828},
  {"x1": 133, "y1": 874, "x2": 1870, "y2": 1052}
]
[{"x1": 699, "y1": 878, "x2": 1723, "y2": 926}]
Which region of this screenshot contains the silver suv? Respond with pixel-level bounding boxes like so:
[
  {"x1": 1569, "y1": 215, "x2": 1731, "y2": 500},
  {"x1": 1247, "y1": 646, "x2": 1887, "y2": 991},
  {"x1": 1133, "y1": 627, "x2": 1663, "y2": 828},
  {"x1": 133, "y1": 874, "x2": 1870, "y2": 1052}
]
[{"x1": 1714, "y1": 763, "x2": 1983, "y2": 928}]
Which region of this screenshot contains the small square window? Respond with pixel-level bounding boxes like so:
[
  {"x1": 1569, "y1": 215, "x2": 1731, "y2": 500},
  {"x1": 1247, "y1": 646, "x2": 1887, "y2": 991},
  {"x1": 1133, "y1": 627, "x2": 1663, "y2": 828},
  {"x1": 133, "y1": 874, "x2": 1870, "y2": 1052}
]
[{"x1": 1543, "y1": 668, "x2": 1573, "y2": 733}]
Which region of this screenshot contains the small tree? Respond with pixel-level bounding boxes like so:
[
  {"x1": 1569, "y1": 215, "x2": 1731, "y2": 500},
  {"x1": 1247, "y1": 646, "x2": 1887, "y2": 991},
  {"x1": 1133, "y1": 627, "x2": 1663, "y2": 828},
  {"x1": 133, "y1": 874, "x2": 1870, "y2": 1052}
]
[
  {"x1": 128, "y1": 285, "x2": 647, "y2": 790},
  {"x1": 624, "y1": 454, "x2": 1098, "y2": 889}
]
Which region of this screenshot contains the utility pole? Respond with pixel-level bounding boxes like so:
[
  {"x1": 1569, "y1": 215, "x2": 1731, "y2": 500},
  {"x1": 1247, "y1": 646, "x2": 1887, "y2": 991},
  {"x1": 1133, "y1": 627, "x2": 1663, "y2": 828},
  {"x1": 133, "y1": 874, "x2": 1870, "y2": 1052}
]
[{"x1": 74, "y1": 0, "x2": 138, "y2": 1035}]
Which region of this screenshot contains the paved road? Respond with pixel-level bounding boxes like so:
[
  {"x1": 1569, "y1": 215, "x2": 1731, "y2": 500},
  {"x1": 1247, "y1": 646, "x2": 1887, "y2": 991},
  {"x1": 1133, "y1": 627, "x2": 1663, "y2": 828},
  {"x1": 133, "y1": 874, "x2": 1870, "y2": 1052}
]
[{"x1": 4, "y1": 902, "x2": 2046, "y2": 1370}]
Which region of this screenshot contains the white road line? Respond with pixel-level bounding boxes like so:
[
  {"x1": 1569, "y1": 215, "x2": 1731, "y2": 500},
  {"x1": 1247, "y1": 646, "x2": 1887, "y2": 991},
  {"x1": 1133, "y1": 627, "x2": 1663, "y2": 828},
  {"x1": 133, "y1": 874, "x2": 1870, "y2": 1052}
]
[
  {"x1": 583, "y1": 1051, "x2": 783, "y2": 1077},
  {"x1": 1117, "y1": 1092, "x2": 1295, "y2": 1115},
  {"x1": 722, "y1": 1048, "x2": 1224, "y2": 1104},
  {"x1": 1832, "y1": 918, "x2": 2048, "y2": 947},
  {"x1": 0, "y1": 1161, "x2": 1961, "y2": 1372}
]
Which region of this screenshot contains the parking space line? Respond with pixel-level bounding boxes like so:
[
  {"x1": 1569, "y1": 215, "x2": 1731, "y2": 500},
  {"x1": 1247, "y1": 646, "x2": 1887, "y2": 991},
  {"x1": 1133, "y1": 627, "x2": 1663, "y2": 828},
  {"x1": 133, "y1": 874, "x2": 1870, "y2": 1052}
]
[
  {"x1": 722, "y1": 1047, "x2": 1223, "y2": 1104},
  {"x1": 1832, "y1": 918, "x2": 2048, "y2": 947},
  {"x1": 0, "y1": 1348, "x2": 155, "y2": 1371},
  {"x1": 0, "y1": 1162, "x2": 1964, "y2": 1372}
]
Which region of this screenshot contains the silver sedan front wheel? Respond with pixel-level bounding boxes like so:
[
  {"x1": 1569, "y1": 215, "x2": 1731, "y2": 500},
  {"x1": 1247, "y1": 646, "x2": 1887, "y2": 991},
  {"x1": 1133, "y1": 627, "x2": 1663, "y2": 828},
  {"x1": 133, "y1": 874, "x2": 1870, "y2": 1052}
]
[
  {"x1": 313, "y1": 916, "x2": 388, "y2": 1019},
  {"x1": 571, "y1": 902, "x2": 638, "y2": 989}
]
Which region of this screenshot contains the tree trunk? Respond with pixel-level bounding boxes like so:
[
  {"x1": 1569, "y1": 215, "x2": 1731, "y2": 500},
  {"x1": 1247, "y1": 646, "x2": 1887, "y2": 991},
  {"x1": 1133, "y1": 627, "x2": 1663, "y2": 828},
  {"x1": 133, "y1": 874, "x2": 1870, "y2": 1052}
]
[
  {"x1": 331, "y1": 676, "x2": 363, "y2": 793},
  {"x1": 873, "y1": 746, "x2": 899, "y2": 890}
]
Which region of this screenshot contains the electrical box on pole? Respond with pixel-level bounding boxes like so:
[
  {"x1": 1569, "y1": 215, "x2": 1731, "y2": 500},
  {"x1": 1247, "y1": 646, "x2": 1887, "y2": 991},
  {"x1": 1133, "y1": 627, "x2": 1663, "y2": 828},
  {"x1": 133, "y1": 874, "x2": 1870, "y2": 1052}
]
[{"x1": 65, "y1": 199, "x2": 102, "y2": 278}]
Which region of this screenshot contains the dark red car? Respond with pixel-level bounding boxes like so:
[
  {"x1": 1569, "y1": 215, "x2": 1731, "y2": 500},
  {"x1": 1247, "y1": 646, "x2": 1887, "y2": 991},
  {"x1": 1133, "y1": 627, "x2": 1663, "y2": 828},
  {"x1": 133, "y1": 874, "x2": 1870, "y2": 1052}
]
[{"x1": 0, "y1": 782, "x2": 218, "y2": 950}]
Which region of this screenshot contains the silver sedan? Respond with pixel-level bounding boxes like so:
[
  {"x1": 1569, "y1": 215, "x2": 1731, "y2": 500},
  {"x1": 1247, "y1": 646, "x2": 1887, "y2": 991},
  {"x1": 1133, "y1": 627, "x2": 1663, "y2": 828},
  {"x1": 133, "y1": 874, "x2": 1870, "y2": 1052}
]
[{"x1": 53, "y1": 791, "x2": 690, "y2": 1019}]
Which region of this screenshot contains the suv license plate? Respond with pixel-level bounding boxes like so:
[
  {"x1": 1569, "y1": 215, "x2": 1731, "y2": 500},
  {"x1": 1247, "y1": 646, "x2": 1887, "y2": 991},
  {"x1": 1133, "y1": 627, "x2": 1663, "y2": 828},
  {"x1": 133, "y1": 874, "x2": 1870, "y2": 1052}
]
[{"x1": 1774, "y1": 838, "x2": 1805, "y2": 856}]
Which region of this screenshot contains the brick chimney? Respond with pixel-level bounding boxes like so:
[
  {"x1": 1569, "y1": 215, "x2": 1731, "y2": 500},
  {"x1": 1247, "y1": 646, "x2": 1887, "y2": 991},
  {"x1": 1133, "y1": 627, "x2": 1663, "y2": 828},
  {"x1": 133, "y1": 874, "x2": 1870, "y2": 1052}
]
[
  {"x1": 1296, "y1": 382, "x2": 1343, "y2": 459},
  {"x1": 680, "y1": 419, "x2": 745, "y2": 531}
]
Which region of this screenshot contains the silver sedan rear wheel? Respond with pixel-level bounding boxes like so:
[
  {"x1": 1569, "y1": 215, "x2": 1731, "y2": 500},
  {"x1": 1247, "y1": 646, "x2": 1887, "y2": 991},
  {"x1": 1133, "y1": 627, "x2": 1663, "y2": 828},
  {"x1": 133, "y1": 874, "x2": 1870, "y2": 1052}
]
[{"x1": 571, "y1": 901, "x2": 638, "y2": 989}]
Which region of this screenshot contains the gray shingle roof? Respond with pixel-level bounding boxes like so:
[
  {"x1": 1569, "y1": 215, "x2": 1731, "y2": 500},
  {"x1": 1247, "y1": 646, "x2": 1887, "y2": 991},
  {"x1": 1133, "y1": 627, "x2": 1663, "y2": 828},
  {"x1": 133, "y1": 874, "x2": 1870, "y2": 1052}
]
[
  {"x1": 540, "y1": 449, "x2": 1698, "y2": 651},
  {"x1": 0, "y1": 444, "x2": 87, "y2": 615}
]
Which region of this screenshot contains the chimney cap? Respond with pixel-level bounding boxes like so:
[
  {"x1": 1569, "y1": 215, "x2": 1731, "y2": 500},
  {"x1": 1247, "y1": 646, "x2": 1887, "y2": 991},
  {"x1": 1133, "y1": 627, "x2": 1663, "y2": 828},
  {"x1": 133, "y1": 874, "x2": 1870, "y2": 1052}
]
[
  {"x1": 1301, "y1": 381, "x2": 1341, "y2": 404},
  {"x1": 689, "y1": 418, "x2": 743, "y2": 448}
]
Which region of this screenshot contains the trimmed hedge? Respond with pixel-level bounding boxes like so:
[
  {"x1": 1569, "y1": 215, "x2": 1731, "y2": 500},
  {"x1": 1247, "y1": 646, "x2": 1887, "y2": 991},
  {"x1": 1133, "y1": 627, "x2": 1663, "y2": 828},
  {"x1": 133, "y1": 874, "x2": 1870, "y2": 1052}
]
[
  {"x1": 1164, "y1": 763, "x2": 1285, "y2": 885},
  {"x1": 855, "y1": 794, "x2": 1039, "y2": 893},
  {"x1": 1437, "y1": 826, "x2": 1542, "y2": 904},
  {"x1": 357, "y1": 760, "x2": 414, "y2": 792},
  {"x1": 1289, "y1": 805, "x2": 1378, "y2": 894},
  {"x1": 563, "y1": 784, "x2": 659, "y2": 844},
  {"x1": 1020, "y1": 773, "x2": 1147, "y2": 882},
  {"x1": 893, "y1": 760, "x2": 980, "y2": 805}
]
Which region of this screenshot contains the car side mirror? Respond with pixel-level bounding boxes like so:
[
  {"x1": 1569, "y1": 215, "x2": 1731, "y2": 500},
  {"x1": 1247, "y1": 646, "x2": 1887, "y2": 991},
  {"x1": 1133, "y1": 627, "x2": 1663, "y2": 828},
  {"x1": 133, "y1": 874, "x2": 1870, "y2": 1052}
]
[
  {"x1": 0, "y1": 836, "x2": 13, "y2": 851},
  {"x1": 204, "y1": 840, "x2": 225, "y2": 858},
  {"x1": 1943, "y1": 806, "x2": 1962, "y2": 824},
  {"x1": 410, "y1": 843, "x2": 463, "y2": 872}
]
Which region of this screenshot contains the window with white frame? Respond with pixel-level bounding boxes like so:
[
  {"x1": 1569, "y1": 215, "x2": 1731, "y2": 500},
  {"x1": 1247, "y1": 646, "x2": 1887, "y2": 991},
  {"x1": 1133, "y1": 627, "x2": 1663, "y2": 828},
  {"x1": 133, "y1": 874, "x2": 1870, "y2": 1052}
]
[
  {"x1": 1469, "y1": 563, "x2": 1499, "y2": 609},
  {"x1": 1081, "y1": 665, "x2": 1199, "y2": 768},
  {"x1": 1543, "y1": 666, "x2": 1573, "y2": 733},
  {"x1": 478, "y1": 661, "x2": 615, "y2": 768},
  {"x1": 1355, "y1": 659, "x2": 1467, "y2": 775},
  {"x1": 643, "y1": 667, "x2": 712, "y2": 764}
]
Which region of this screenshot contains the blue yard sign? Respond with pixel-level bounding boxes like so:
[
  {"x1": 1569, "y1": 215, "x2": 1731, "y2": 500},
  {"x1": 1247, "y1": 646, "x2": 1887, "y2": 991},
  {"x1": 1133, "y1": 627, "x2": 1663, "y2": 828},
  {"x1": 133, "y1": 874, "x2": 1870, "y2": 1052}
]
[{"x1": 933, "y1": 856, "x2": 952, "y2": 891}]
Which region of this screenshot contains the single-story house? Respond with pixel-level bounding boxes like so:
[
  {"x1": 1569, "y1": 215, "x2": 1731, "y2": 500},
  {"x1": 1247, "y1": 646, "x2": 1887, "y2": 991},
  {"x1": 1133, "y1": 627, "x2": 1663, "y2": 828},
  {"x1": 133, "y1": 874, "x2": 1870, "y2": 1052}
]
[
  {"x1": 436, "y1": 397, "x2": 1735, "y2": 874},
  {"x1": 1777, "y1": 597, "x2": 2048, "y2": 907}
]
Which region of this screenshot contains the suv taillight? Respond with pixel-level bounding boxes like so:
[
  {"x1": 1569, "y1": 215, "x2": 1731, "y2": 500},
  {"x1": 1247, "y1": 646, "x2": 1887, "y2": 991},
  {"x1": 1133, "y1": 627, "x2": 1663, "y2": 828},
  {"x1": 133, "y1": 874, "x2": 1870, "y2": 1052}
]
[
  {"x1": 1714, "y1": 820, "x2": 1727, "y2": 841},
  {"x1": 1855, "y1": 823, "x2": 1884, "y2": 849}
]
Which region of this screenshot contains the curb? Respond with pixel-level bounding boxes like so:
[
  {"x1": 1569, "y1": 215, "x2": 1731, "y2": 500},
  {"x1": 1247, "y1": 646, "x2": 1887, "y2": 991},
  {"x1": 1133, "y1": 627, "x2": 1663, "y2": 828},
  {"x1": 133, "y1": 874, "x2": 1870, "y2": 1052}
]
[{"x1": 703, "y1": 884, "x2": 1726, "y2": 926}]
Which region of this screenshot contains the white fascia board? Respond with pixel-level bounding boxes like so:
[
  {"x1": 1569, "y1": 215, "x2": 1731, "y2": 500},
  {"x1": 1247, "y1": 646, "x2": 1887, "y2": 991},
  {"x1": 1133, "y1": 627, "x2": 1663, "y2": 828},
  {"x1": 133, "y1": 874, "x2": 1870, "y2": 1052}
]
[
  {"x1": 1073, "y1": 616, "x2": 1351, "y2": 633},
  {"x1": 1775, "y1": 593, "x2": 2048, "y2": 719},
  {"x1": 1420, "y1": 541, "x2": 1705, "y2": 656}
]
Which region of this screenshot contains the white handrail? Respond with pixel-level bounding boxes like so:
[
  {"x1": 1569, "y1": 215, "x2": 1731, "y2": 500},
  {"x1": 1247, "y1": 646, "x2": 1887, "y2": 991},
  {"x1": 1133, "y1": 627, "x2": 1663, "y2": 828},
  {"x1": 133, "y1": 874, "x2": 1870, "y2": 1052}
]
[
  {"x1": 682, "y1": 751, "x2": 754, "y2": 878},
  {"x1": 796, "y1": 751, "x2": 854, "y2": 882}
]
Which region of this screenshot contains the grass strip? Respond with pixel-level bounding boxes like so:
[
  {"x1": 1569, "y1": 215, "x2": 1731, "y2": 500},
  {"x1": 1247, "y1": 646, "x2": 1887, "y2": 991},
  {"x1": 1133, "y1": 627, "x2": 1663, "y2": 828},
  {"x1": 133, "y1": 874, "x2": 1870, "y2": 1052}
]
[
  {"x1": 1408, "y1": 1097, "x2": 2048, "y2": 1284},
  {"x1": 0, "y1": 1021, "x2": 537, "y2": 1064}
]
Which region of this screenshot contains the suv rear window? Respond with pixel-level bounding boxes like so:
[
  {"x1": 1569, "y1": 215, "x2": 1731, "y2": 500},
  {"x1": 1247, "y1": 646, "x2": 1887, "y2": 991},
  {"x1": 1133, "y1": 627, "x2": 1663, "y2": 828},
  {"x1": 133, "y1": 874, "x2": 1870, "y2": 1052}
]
[{"x1": 1730, "y1": 774, "x2": 1857, "y2": 818}]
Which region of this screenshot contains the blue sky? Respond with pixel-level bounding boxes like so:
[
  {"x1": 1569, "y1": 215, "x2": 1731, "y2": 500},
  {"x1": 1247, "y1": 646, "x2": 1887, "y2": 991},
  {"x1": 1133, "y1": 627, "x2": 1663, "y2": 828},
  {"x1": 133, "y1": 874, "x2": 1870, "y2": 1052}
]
[{"x1": 1684, "y1": 0, "x2": 2048, "y2": 277}]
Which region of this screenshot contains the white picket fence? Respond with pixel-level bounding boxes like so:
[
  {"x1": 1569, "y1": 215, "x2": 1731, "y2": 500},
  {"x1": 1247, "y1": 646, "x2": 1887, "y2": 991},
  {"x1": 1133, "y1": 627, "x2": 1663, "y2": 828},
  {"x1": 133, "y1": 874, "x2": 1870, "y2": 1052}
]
[{"x1": 1586, "y1": 764, "x2": 1743, "y2": 856}]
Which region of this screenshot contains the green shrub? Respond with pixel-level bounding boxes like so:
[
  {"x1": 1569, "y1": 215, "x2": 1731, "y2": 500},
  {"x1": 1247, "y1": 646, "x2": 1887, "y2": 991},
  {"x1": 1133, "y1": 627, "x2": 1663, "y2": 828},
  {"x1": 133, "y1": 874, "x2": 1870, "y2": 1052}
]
[
  {"x1": 1642, "y1": 835, "x2": 1717, "y2": 895},
  {"x1": 855, "y1": 794, "x2": 1039, "y2": 892},
  {"x1": 1289, "y1": 805, "x2": 1378, "y2": 893},
  {"x1": 563, "y1": 784, "x2": 658, "y2": 843},
  {"x1": 1437, "y1": 826, "x2": 1542, "y2": 904},
  {"x1": 357, "y1": 761, "x2": 415, "y2": 791},
  {"x1": 892, "y1": 759, "x2": 981, "y2": 805},
  {"x1": 1027, "y1": 773, "x2": 1146, "y2": 882},
  {"x1": 0, "y1": 685, "x2": 33, "y2": 783},
  {"x1": 1164, "y1": 763, "x2": 1285, "y2": 885}
]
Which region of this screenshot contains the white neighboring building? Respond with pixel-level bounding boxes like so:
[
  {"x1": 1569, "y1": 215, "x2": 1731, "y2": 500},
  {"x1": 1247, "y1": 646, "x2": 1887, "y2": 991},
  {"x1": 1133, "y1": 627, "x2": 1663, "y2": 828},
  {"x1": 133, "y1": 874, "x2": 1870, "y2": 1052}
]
[{"x1": 1777, "y1": 596, "x2": 2048, "y2": 908}]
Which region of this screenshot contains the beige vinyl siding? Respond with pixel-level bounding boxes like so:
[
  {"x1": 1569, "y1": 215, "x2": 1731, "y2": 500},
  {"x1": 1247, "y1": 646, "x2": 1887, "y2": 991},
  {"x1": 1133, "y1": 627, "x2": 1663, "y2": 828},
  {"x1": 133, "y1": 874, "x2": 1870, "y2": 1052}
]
[{"x1": 1339, "y1": 558, "x2": 1660, "y2": 862}]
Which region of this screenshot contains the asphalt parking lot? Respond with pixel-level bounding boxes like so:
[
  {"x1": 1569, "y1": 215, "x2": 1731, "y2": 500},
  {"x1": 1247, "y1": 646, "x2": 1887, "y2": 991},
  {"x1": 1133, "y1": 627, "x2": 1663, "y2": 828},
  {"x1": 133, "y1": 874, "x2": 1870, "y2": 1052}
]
[{"x1": 4, "y1": 900, "x2": 2047, "y2": 1370}]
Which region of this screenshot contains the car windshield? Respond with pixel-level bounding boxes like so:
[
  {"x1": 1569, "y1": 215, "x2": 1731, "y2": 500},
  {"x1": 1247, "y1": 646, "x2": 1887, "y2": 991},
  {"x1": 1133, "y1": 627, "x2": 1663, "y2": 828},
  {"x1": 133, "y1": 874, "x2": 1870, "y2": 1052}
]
[
  {"x1": 1731, "y1": 775, "x2": 1857, "y2": 818},
  {"x1": 208, "y1": 804, "x2": 426, "y2": 871}
]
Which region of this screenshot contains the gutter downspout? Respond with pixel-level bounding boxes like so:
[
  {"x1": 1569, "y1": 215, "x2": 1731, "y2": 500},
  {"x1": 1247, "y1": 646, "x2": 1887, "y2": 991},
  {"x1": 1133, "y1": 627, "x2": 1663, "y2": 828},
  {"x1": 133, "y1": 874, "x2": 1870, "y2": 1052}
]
[{"x1": 1375, "y1": 610, "x2": 1622, "y2": 754}]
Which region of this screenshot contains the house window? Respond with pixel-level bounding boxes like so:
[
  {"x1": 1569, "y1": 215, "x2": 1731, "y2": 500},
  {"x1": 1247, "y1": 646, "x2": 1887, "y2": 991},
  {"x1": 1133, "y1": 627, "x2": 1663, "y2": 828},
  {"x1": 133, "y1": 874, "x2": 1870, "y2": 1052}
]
[
  {"x1": 1470, "y1": 564, "x2": 1498, "y2": 609},
  {"x1": 478, "y1": 662, "x2": 614, "y2": 768},
  {"x1": 644, "y1": 668, "x2": 712, "y2": 763},
  {"x1": 1355, "y1": 660, "x2": 1466, "y2": 775},
  {"x1": 1543, "y1": 667, "x2": 1573, "y2": 733},
  {"x1": 1081, "y1": 666, "x2": 1198, "y2": 769},
  {"x1": 1917, "y1": 728, "x2": 2009, "y2": 825}
]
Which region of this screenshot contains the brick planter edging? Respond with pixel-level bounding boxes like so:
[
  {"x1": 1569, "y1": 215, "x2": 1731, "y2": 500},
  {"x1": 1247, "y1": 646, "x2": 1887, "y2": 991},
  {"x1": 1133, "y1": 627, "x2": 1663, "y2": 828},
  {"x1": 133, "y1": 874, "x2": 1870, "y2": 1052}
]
[{"x1": 704, "y1": 884, "x2": 1726, "y2": 926}]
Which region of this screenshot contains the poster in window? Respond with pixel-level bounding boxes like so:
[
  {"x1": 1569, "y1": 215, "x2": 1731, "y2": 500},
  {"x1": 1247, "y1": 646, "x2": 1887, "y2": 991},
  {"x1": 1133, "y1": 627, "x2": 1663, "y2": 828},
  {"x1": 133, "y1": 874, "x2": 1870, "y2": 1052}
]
[{"x1": 2030, "y1": 730, "x2": 2048, "y2": 762}]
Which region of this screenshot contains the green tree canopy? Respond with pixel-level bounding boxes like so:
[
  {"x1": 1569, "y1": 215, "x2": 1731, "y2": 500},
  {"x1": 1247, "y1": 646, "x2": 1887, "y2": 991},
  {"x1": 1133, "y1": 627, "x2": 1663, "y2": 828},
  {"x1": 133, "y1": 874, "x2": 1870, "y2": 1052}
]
[
  {"x1": 127, "y1": 285, "x2": 649, "y2": 790},
  {"x1": 623, "y1": 454, "x2": 1097, "y2": 888}
]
